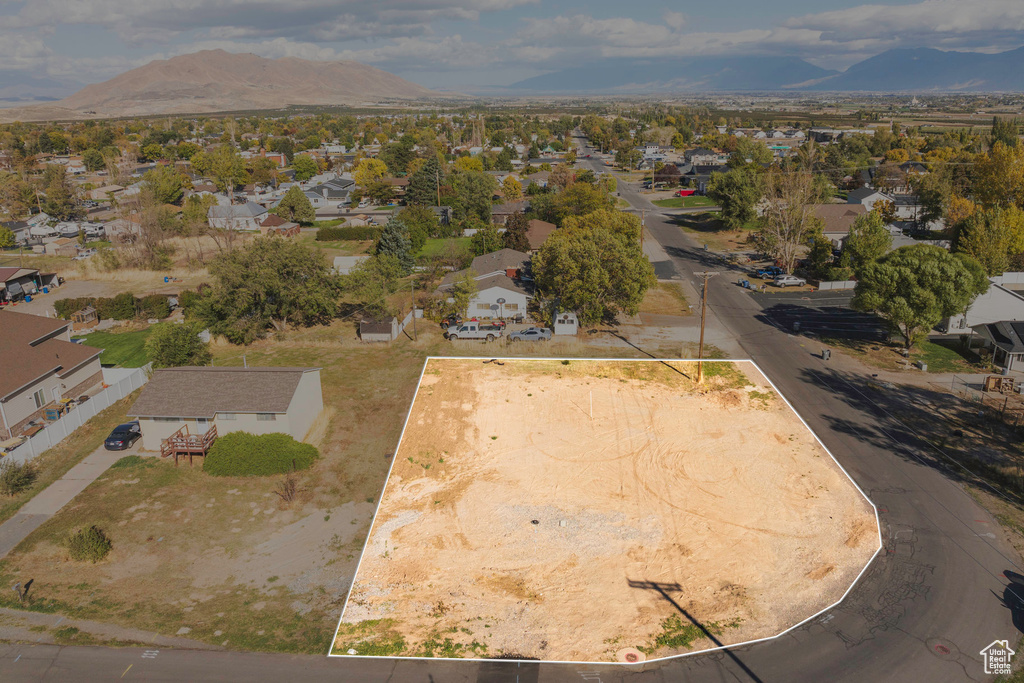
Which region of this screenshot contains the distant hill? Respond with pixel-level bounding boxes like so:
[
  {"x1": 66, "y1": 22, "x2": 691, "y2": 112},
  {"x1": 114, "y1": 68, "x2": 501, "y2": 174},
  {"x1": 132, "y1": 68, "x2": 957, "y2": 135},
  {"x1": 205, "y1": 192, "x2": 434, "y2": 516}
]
[
  {"x1": 508, "y1": 56, "x2": 837, "y2": 93},
  {"x1": 0, "y1": 50, "x2": 446, "y2": 121},
  {"x1": 509, "y1": 46, "x2": 1024, "y2": 93},
  {"x1": 807, "y1": 47, "x2": 1024, "y2": 91}
]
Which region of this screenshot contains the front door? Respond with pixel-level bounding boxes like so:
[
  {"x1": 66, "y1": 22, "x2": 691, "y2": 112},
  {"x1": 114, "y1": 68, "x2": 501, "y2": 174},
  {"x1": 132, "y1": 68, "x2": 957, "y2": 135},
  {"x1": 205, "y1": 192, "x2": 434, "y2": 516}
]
[{"x1": 51, "y1": 387, "x2": 61, "y2": 403}]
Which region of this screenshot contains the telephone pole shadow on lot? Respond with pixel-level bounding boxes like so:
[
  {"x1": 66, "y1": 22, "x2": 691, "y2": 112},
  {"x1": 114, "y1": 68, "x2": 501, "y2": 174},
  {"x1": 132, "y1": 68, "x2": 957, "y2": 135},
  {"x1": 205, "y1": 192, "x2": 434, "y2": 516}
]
[
  {"x1": 473, "y1": 659, "x2": 540, "y2": 683},
  {"x1": 628, "y1": 579, "x2": 764, "y2": 683}
]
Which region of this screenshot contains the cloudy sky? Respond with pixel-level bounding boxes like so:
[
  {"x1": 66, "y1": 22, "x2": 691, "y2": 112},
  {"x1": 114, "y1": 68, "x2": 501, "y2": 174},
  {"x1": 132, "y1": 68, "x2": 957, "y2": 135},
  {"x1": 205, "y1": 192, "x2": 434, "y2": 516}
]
[{"x1": 2, "y1": 0, "x2": 1024, "y2": 91}]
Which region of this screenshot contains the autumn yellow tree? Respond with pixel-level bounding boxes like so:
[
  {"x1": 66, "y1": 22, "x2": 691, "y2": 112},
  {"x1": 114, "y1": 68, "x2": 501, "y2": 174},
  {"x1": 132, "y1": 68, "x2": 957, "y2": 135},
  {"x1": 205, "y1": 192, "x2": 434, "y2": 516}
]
[
  {"x1": 454, "y1": 156, "x2": 484, "y2": 173},
  {"x1": 353, "y1": 158, "x2": 388, "y2": 187},
  {"x1": 502, "y1": 176, "x2": 523, "y2": 201},
  {"x1": 972, "y1": 141, "x2": 1024, "y2": 209}
]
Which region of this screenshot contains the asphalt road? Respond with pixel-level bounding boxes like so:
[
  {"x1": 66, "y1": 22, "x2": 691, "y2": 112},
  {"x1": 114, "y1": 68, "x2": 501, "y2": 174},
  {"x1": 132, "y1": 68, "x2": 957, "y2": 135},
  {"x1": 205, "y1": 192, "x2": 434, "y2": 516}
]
[
  {"x1": 753, "y1": 290, "x2": 890, "y2": 341},
  {"x1": 3, "y1": 141, "x2": 1022, "y2": 682}
]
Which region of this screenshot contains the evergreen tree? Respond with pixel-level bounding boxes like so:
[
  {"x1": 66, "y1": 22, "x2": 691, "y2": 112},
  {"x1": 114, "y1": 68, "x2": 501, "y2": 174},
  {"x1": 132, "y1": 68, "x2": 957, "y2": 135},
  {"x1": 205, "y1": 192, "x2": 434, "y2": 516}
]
[
  {"x1": 992, "y1": 116, "x2": 1020, "y2": 148},
  {"x1": 376, "y1": 217, "x2": 414, "y2": 274},
  {"x1": 407, "y1": 156, "x2": 443, "y2": 206},
  {"x1": 503, "y1": 211, "x2": 531, "y2": 252}
]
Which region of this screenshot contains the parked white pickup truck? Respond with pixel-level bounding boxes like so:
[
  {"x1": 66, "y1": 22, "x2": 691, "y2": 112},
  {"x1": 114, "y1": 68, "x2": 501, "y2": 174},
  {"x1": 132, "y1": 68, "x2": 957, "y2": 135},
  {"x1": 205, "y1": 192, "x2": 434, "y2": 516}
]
[{"x1": 444, "y1": 322, "x2": 504, "y2": 342}]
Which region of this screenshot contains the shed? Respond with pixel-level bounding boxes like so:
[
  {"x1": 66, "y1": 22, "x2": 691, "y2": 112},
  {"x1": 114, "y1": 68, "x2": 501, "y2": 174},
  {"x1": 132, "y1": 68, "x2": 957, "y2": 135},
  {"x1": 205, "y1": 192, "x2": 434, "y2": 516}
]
[
  {"x1": 553, "y1": 310, "x2": 579, "y2": 336},
  {"x1": 359, "y1": 318, "x2": 398, "y2": 343},
  {"x1": 71, "y1": 306, "x2": 98, "y2": 332}
]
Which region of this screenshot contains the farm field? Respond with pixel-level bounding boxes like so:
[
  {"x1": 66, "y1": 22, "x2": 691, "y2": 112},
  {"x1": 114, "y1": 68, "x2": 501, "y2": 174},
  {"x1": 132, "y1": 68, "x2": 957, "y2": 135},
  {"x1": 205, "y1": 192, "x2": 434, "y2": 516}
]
[{"x1": 334, "y1": 358, "x2": 879, "y2": 663}]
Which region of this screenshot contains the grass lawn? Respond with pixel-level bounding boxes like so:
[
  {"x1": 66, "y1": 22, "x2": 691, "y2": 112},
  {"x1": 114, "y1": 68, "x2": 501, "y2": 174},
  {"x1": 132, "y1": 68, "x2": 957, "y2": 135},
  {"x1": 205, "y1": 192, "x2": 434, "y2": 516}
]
[
  {"x1": 819, "y1": 336, "x2": 987, "y2": 374},
  {"x1": 74, "y1": 326, "x2": 155, "y2": 368},
  {"x1": 297, "y1": 232, "x2": 373, "y2": 259},
  {"x1": 671, "y1": 212, "x2": 758, "y2": 252},
  {"x1": 417, "y1": 237, "x2": 472, "y2": 259},
  {"x1": 653, "y1": 196, "x2": 717, "y2": 209},
  {"x1": 311, "y1": 219, "x2": 344, "y2": 229},
  {"x1": 640, "y1": 282, "x2": 691, "y2": 316},
  {"x1": 0, "y1": 393, "x2": 137, "y2": 526}
]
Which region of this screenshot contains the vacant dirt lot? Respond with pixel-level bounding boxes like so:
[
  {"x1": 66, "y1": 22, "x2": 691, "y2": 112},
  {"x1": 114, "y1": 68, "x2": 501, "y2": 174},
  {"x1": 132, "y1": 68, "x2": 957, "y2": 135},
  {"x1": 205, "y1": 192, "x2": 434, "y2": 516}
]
[{"x1": 335, "y1": 359, "x2": 879, "y2": 662}]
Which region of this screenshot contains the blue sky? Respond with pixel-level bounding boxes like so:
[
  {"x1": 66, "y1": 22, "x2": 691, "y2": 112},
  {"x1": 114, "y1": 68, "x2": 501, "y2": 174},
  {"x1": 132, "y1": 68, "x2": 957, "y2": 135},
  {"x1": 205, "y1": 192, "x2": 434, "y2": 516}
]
[{"x1": 1, "y1": 0, "x2": 1023, "y2": 90}]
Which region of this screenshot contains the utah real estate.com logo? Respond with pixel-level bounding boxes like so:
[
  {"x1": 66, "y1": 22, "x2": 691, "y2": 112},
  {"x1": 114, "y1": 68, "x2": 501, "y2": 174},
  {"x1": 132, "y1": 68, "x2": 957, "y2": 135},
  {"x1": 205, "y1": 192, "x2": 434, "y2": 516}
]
[{"x1": 981, "y1": 640, "x2": 1015, "y2": 675}]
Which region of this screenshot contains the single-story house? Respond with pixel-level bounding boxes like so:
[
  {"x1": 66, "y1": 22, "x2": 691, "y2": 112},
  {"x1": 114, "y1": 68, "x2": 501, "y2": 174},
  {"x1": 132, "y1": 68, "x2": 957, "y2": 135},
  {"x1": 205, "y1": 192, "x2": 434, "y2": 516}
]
[
  {"x1": 437, "y1": 248, "x2": 532, "y2": 320},
  {"x1": 943, "y1": 274, "x2": 1024, "y2": 333},
  {"x1": 128, "y1": 367, "x2": 324, "y2": 452},
  {"x1": 258, "y1": 213, "x2": 299, "y2": 237},
  {"x1": 972, "y1": 321, "x2": 1024, "y2": 373},
  {"x1": 811, "y1": 204, "x2": 869, "y2": 247},
  {"x1": 491, "y1": 201, "x2": 530, "y2": 226},
  {"x1": 304, "y1": 178, "x2": 355, "y2": 210},
  {"x1": 0, "y1": 310, "x2": 102, "y2": 438},
  {"x1": 334, "y1": 255, "x2": 370, "y2": 275},
  {"x1": 88, "y1": 185, "x2": 124, "y2": 201},
  {"x1": 847, "y1": 188, "x2": 893, "y2": 213},
  {"x1": 207, "y1": 202, "x2": 269, "y2": 231},
  {"x1": 526, "y1": 219, "x2": 556, "y2": 252},
  {"x1": 2, "y1": 221, "x2": 29, "y2": 244},
  {"x1": 45, "y1": 237, "x2": 79, "y2": 257}
]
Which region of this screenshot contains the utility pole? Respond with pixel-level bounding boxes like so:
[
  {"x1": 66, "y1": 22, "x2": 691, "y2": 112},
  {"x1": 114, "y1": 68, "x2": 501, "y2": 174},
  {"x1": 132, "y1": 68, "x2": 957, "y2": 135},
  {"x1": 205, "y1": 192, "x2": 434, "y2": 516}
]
[
  {"x1": 696, "y1": 271, "x2": 718, "y2": 384},
  {"x1": 410, "y1": 279, "x2": 418, "y2": 341}
]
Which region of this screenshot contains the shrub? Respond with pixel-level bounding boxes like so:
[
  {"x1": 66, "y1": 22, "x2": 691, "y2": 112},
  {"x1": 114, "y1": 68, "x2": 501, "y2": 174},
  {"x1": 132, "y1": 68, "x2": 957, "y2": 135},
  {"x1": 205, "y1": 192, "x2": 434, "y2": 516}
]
[
  {"x1": 204, "y1": 432, "x2": 318, "y2": 477},
  {"x1": 97, "y1": 292, "x2": 138, "y2": 320},
  {"x1": 138, "y1": 294, "x2": 171, "y2": 319},
  {"x1": 0, "y1": 460, "x2": 37, "y2": 496},
  {"x1": 67, "y1": 526, "x2": 112, "y2": 562},
  {"x1": 316, "y1": 226, "x2": 382, "y2": 241}
]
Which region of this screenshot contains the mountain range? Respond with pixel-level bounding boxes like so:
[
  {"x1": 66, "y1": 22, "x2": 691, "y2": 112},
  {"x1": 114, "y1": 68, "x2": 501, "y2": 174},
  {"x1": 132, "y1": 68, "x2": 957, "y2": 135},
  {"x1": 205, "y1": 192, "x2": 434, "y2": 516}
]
[
  {"x1": 509, "y1": 46, "x2": 1024, "y2": 93},
  {"x1": 0, "y1": 50, "x2": 446, "y2": 122}
]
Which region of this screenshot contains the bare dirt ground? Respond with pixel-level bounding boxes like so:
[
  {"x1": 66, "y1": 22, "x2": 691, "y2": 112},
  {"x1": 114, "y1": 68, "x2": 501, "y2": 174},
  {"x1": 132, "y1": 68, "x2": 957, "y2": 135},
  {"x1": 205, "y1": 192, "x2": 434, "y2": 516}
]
[{"x1": 334, "y1": 359, "x2": 879, "y2": 662}]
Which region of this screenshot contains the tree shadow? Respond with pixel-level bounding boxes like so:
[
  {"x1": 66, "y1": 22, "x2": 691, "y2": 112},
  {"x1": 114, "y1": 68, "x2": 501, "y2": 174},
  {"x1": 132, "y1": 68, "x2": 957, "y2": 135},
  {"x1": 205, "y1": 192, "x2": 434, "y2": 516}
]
[{"x1": 997, "y1": 571, "x2": 1024, "y2": 635}]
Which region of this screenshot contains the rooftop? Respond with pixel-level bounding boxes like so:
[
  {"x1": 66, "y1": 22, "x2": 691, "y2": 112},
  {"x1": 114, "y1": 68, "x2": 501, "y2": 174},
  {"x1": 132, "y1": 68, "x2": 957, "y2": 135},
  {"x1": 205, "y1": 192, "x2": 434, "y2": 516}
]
[
  {"x1": 0, "y1": 310, "x2": 101, "y2": 401},
  {"x1": 128, "y1": 366, "x2": 320, "y2": 419}
]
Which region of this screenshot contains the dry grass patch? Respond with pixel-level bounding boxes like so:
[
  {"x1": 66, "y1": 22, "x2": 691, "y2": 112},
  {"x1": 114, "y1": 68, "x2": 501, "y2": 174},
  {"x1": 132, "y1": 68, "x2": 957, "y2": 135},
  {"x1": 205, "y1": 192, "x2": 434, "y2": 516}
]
[{"x1": 640, "y1": 282, "x2": 691, "y2": 316}]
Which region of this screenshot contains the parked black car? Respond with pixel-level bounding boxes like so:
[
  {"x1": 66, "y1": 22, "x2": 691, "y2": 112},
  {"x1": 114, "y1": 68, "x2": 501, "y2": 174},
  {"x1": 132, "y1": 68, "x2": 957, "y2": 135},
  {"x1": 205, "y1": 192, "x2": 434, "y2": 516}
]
[{"x1": 104, "y1": 422, "x2": 141, "y2": 451}]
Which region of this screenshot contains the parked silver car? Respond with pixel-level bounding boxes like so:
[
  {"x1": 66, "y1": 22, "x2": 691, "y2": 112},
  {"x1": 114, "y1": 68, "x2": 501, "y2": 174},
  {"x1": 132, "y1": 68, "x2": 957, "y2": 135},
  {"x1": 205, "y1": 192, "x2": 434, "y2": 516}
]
[
  {"x1": 508, "y1": 327, "x2": 553, "y2": 342},
  {"x1": 773, "y1": 275, "x2": 807, "y2": 288}
]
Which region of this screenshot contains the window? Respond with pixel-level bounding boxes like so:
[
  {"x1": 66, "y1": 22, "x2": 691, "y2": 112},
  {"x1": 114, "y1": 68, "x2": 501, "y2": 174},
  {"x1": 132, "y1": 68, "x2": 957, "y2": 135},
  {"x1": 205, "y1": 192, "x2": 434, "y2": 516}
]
[
  {"x1": 504, "y1": 303, "x2": 519, "y2": 311},
  {"x1": 154, "y1": 417, "x2": 180, "y2": 423},
  {"x1": 476, "y1": 304, "x2": 491, "y2": 311},
  {"x1": 218, "y1": 413, "x2": 236, "y2": 421},
  {"x1": 257, "y1": 413, "x2": 277, "y2": 422},
  {"x1": 32, "y1": 389, "x2": 45, "y2": 409}
]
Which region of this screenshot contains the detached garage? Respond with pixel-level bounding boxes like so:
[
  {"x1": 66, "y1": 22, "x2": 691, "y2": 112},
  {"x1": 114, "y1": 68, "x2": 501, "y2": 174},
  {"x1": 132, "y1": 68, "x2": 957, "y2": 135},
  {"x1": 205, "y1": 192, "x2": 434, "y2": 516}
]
[{"x1": 128, "y1": 366, "x2": 323, "y2": 451}]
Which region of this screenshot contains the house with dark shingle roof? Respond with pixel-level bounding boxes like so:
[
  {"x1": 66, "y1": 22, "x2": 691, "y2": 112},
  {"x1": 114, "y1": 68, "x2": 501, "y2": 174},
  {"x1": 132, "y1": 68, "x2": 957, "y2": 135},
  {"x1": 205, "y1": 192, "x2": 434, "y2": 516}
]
[
  {"x1": 128, "y1": 367, "x2": 323, "y2": 451},
  {"x1": 0, "y1": 310, "x2": 102, "y2": 439},
  {"x1": 972, "y1": 321, "x2": 1024, "y2": 373},
  {"x1": 436, "y1": 249, "x2": 532, "y2": 320}
]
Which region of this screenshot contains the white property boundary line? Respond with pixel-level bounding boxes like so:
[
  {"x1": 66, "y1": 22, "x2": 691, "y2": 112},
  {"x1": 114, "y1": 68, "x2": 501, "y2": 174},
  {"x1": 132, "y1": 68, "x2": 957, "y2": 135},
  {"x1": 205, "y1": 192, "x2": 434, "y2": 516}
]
[{"x1": 328, "y1": 356, "x2": 884, "y2": 667}]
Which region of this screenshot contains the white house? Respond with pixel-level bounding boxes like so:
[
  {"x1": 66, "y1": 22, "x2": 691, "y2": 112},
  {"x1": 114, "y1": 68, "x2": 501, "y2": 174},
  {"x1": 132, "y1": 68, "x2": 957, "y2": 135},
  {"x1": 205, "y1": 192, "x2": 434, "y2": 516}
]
[
  {"x1": 207, "y1": 202, "x2": 269, "y2": 231},
  {"x1": 943, "y1": 274, "x2": 1024, "y2": 333},
  {"x1": 437, "y1": 248, "x2": 532, "y2": 320},
  {"x1": 128, "y1": 367, "x2": 324, "y2": 451},
  {"x1": 846, "y1": 188, "x2": 893, "y2": 214}
]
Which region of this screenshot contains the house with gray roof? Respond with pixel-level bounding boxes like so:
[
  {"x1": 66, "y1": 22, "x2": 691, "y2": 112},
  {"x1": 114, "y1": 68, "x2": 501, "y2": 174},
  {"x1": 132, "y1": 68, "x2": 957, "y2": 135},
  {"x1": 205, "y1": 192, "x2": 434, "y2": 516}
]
[
  {"x1": 972, "y1": 321, "x2": 1024, "y2": 373},
  {"x1": 304, "y1": 178, "x2": 355, "y2": 210},
  {"x1": 128, "y1": 366, "x2": 323, "y2": 451},
  {"x1": 437, "y1": 249, "x2": 532, "y2": 320},
  {"x1": 207, "y1": 201, "x2": 269, "y2": 231}
]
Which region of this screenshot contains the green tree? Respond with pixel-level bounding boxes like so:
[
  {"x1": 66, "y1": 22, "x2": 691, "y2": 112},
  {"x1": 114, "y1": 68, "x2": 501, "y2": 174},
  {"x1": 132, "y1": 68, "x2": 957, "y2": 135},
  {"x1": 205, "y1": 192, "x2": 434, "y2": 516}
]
[
  {"x1": 194, "y1": 238, "x2": 341, "y2": 344},
  {"x1": 41, "y1": 164, "x2": 81, "y2": 221},
  {"x1": 852, "y1": 245, "x2": 988, "y2": 349},
  {"x1": 376, "y1": 216, "x2": 414, "y2": 273},
  {"x1": 840, "y1": 211, "x2": 892, "y2": 274},
  {"x1": 533, "y1": 225, "x2": 655, "y2": 325},
  {"x1": 380, "y1": 136, "x2": 416, "y2": 176},
  {"x1": 470, "y1": 223, "x2": 504, "y2": 255},
  {"x1": 292, "y1": 154, "x2": 318, "y2": 182},
  {"x1": 438, "y1": 270, "x2": 479, "y2": 318},
  {"x1": 503, "y1": 211, "x2": 531, "y2": 252},
  {"x1": 407, "y1": 156, "x2": 444, "y2": 206},
  {"x1": 0, "y1": 226, "x2": 14, "y2": 249},
  {"x1": 448, "y1": 170, "x2": 498, "y2": 222},
  {"x1": 397, "y1": 204, "x2": 437, "y2": 250},
  {"x1": 547, "y1": 182, "x2": 613, "y2": 226},
  {"x1": 707, "y1": 167, "x2": 762, "y2": 230},
  {"x1": 561, "y1": 208, "x2": 641, "y2": 241},
  {"x1": 146, "y1": 322, "x2": 213, "y2": 368},
  {"x1": 140, "y1": 143, "x2": 165, "y2": 162},
  {"x1": 991, "y1": 116, "x2": 1020, "y2": 148},
  {"x1": 274, "y1": 186, "x2": 316, "y2": 225},
  {"x1": 340, "y1": 254, "x2": 405, "y2": 320},
  {"x1": 82, "y1": 148, "x2": 105, "y2": 172},
  {"x1": 142, "y1": 165, "x2": 187, "y2": 205}
]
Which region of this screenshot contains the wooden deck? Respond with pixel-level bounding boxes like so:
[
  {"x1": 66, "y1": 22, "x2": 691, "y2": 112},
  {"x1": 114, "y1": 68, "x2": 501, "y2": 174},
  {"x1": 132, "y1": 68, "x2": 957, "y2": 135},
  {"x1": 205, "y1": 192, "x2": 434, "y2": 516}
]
[{"x1": 160, "y1": 424, "x2": 218, "y2": 466}]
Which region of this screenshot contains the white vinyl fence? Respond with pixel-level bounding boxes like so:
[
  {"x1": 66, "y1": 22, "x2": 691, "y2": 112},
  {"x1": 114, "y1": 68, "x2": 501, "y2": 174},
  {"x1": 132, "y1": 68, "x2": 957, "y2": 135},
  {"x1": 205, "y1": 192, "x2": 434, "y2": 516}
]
[
  {"x1": 817, "y1": 280, "x2": 858, "y2": 291},
  {"x1": 7, "y1": 365, "x2": 151, "y2": 464}
]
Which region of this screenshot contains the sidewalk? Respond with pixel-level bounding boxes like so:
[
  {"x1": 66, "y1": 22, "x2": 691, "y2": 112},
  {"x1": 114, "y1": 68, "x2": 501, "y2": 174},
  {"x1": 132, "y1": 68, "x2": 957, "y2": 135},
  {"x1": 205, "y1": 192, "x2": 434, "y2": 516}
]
[{"x1": 0, "y1": 444, "x2": 133, "y2": 560}]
